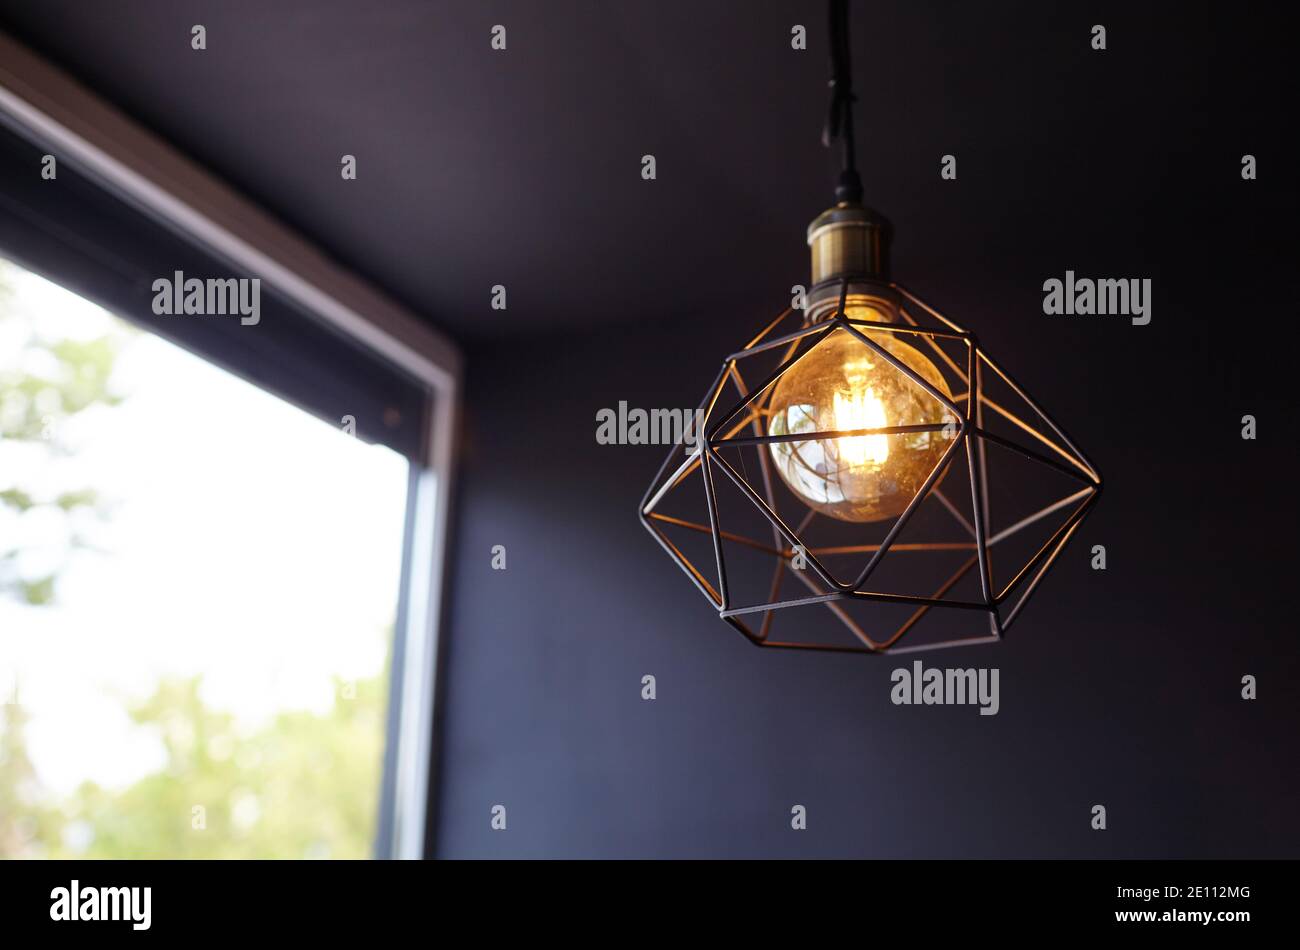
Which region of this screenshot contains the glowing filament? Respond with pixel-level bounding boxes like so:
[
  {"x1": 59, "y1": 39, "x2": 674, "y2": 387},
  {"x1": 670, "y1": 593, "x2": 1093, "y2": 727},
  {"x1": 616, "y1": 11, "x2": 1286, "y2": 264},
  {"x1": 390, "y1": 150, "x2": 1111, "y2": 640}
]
[{"x1": 833, "y1": 384, "x2": 889, "y2": 466}]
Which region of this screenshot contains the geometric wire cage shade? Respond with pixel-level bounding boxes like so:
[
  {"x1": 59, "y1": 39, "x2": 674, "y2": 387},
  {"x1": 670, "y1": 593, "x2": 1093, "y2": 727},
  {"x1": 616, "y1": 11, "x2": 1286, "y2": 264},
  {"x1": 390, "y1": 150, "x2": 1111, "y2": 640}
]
[{"x1": 639, "y1": 280, "x2": 1102, "y2": 655}]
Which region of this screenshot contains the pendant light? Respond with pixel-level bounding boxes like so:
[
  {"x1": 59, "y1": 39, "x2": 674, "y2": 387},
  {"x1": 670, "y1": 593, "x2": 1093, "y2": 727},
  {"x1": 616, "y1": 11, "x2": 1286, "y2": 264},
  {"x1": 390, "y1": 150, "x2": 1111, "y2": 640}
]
[{"x1": 639, "y1": 0, "x2": 1101, "y2": 654}]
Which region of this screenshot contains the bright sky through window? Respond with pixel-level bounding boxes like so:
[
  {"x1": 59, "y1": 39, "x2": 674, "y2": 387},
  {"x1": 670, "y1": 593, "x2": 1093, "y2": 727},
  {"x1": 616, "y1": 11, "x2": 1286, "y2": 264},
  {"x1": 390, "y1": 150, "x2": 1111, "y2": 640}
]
[{"x1": 0, "y1": 257, "x2": 409, "y2": 857}]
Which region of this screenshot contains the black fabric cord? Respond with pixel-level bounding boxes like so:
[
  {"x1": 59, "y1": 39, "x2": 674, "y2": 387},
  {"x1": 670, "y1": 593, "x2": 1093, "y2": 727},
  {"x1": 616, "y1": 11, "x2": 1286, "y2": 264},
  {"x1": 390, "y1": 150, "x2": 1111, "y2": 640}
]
[{"x1": 822, "y1": 0, "x2": 863, "y2": 204}]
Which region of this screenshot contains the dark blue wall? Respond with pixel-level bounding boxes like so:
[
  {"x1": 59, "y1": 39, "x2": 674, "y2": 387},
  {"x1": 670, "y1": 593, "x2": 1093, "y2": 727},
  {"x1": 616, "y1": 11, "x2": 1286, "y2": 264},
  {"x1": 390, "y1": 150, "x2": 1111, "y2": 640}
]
[
  {"x1": 427, "y1": 4, "x2": 1297, "y2": 858},
  {"x1": 429, "y1": 287, "x2": 1297, "y2": 857}
]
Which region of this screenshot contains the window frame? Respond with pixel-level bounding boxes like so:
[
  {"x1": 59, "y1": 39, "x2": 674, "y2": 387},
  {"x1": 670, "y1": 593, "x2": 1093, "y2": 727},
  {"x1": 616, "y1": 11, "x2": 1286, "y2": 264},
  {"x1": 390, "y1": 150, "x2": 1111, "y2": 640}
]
[{"x1": 0, "y1": 31, "x2": 461, "y2": 860}]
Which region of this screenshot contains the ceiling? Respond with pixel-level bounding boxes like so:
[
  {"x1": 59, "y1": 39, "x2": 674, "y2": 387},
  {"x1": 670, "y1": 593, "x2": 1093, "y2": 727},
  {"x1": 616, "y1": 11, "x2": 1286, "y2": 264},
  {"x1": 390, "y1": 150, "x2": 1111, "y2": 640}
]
[{"x1": 0, "y1": 1, "x2": 1279, "y2": 344}]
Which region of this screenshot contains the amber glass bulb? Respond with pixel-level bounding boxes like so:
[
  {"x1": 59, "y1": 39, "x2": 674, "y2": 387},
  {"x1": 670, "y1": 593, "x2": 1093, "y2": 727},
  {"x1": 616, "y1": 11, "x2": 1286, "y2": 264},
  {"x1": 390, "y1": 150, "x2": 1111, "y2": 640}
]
[{"x1": 767, "y1": 309, "x2": 956, "y2": 523}]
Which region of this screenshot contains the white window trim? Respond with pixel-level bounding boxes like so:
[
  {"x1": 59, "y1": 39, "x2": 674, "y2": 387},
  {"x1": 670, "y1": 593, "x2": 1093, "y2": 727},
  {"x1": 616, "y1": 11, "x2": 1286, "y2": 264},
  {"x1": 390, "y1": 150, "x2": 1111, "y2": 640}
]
[{"x1": 0, "y1": 31, "x2": 461, "y2": 860}]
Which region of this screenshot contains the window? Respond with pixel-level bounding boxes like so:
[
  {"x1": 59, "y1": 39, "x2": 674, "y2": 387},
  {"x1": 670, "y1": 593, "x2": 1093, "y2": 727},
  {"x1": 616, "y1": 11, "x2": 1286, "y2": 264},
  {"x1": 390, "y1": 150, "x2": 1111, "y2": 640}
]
[
  {"x1": 1, "y1": 255, "x2": 409, "y2": 857},
  {"x1": 0, "y1": 50, "x2": 458, "y2": 859}
]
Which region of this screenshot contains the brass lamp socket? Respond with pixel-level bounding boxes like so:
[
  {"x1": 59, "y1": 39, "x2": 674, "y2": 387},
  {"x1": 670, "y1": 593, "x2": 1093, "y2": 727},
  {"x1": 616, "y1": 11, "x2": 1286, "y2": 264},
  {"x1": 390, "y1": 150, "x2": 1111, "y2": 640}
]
[{"x1": 805, "y1": 203, "x2": 894, "y2": 323}]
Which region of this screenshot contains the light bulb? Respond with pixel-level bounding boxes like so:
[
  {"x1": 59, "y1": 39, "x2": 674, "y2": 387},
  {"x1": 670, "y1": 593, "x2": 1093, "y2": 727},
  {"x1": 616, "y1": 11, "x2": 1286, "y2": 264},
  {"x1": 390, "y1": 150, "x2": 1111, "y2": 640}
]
[{"x1": 766, "y1": 306, "x2": 956, "y2": 523}]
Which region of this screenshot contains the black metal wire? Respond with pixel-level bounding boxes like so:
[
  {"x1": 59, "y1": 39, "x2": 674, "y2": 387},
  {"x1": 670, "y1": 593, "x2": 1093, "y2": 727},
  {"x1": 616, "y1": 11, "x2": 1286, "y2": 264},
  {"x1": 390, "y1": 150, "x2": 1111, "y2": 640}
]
[{"x1": 822, "y1": 0, "x2": 863, "y2": 204}]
